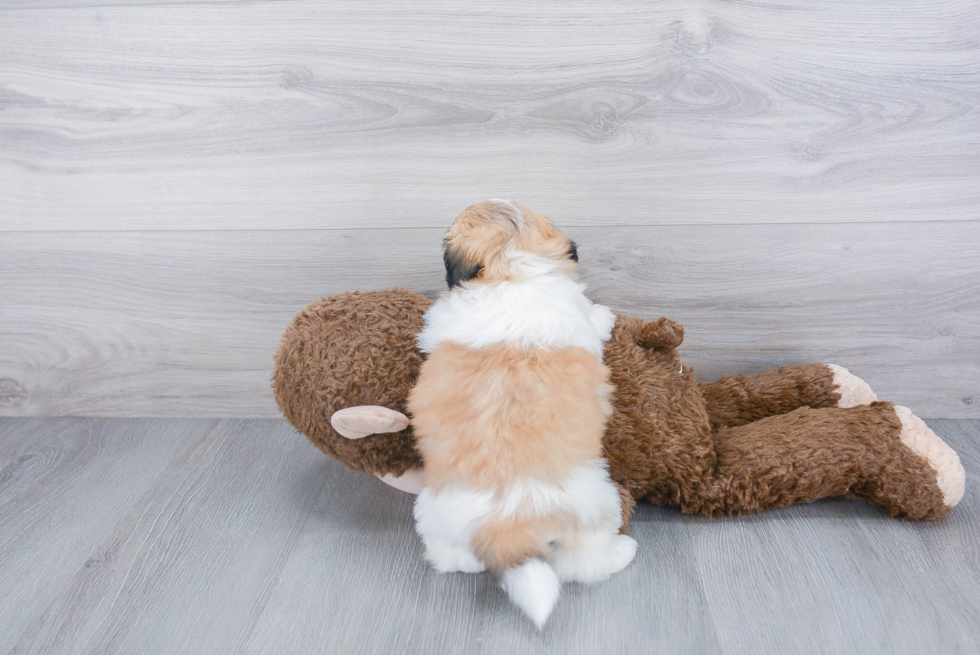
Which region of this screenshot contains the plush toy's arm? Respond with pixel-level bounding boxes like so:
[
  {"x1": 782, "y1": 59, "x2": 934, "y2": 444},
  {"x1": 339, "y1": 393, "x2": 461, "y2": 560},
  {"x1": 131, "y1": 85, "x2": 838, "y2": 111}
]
[{"x1": 697, "y1": 364, "x2": 863, "y2": 430}]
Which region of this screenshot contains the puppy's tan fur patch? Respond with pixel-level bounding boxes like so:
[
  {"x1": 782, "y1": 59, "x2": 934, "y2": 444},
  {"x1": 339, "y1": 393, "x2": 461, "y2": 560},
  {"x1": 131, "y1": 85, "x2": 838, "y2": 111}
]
[
  {"x1": 471, "y1": 513, "x2": 572, "y2": 572},
  {"x1": 409, "y1": 342, "x2": 613, "y2": 491}
]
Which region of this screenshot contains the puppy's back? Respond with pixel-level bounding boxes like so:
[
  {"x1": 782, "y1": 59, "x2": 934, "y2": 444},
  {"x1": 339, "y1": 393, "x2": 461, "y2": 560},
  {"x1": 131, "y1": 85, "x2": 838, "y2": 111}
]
[{"x1": 409, "y1": 340, "x2": 612, "y2": 491}]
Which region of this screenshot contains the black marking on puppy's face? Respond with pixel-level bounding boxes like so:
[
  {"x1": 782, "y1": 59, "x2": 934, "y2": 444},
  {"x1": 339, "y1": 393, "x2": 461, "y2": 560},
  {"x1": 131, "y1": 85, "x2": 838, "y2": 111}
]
[
  {"x1": 444, "y1": 246, "x2": 483, "y2": 289},
  {"x1": 567, "y1": 241, "x2": 579, "y2": 263}
]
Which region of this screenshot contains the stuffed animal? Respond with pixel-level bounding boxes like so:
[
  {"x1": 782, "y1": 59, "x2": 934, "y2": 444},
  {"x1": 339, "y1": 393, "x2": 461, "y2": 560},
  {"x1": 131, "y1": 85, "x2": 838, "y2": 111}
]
[{"x1": 272, "y1": 288, "x2": 965, "y2": 524}]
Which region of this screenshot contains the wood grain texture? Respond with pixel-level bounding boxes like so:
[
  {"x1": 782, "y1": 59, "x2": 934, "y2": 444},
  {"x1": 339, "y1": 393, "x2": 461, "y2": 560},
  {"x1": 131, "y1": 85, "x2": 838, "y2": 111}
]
[
  {"x1": 688, "y1": 418, "x2": 980, "y2": 654},
  {"x1": 1, "y1": 222, "x2": 978, "y2": 418},
  {"x1": 1, "y1": 417, "x2": 978, "y2": 654},
  {"x1": 1, "y1": 0, "x2": 978, "y2": 230},
  {"x1": 8, "y1": 419, "x2": 327, "y2": 655},
  {"x1": 0, "y1": 418, "x2": 217, "y2": 653},
  {"x1": 1, "y1": 1, "x2": 978, "y2": 419},
  {"x1": 241, "y1": 461, "x2": 722, "y2": 655}
]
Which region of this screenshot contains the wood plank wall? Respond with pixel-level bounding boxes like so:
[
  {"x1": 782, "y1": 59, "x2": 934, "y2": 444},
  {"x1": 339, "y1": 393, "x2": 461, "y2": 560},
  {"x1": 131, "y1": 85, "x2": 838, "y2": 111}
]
[{"x1": 1, "y1": 1, "x2": 978, "y2": 418}]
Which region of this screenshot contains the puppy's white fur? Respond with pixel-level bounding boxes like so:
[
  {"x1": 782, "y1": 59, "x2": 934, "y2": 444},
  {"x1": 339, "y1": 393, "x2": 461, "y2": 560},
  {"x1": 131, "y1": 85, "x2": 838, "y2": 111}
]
[
  {"x1": 502, "y1": 560, "x2": 560, "y2": 629},
  {"x1": 414, "y1": 236, "x2": 634, "y2": 628},
  {"x1": 415, "y1": 460, "x2": 625, "y2": 569},
  {"x1": 417, "y1": 254, "x2": 616, "y2": 358}
]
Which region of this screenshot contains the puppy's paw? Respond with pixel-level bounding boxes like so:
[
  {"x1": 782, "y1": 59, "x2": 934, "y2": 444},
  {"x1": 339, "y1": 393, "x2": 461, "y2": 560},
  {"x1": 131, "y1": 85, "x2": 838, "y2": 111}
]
[
  {"x1": 554, "y1": 531, "x2": 637, "y2": 583},
  {"x1": 424, "y1": 541, "x2": 486, "y2": 574},
  {"x1": 828, "y1": 365, "x2": 878, "y2": 407},
  {"x1": 607, "y1": 534, "x2": 638, "y2": 575}
]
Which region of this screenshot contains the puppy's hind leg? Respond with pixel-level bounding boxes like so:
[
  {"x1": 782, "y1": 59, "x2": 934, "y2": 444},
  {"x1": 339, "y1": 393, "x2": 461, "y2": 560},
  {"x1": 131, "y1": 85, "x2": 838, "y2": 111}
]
[
  {"x1": 553, "y1": 527, "x2": 637, "y2": 583},
  {"x1": 421, "y1": 535, "x2": 486, "y2": 573},
  {"x1": 554, "y1": 462, "x2": 638, "y2": 583},
  {"x1": 413, "y1": 487, "x2": 488, "y2": 574}
]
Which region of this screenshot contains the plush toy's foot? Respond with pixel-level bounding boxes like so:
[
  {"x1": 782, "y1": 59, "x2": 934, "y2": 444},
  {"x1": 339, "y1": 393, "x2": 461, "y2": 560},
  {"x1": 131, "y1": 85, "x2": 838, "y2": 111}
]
[
  {"x1": 828, "y1": 365, "x2": 878, "y2": 407},
  {"x1": 859, "y1": 403, "x2": 966, "y2": 520},
  {"x1": 893, "y1": 406, "x2": 966, "y2": 509}
]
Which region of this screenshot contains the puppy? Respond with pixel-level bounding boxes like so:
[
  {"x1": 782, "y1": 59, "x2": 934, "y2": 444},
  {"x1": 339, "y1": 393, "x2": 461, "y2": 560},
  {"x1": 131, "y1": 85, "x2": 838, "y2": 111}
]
[{"x1": 407, "y1": 200, "x2": 637, "y2": 628}]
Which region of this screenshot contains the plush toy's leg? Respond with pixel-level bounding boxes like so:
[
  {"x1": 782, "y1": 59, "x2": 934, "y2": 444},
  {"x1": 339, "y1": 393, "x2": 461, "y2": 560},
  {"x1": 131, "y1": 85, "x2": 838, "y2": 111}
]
[
  {"x1": 682, "y1": 402, "x2": 965, "y2": 520},
  {"x1": 891, "y1": 406, "x2": 965, "y2": 509},
  {"x1": 698, "y1": 364, "x2": 877, "y2": 430}
]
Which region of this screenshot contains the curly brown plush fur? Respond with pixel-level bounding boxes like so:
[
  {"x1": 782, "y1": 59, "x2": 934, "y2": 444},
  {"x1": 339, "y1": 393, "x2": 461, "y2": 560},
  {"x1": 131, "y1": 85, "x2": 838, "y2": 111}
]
[
  {"x1": 273, "y1": 290, "x2": 428, "y2": 476},
  {"x1": 273, "y1": 288, "x2": 963, "y2": 522}
]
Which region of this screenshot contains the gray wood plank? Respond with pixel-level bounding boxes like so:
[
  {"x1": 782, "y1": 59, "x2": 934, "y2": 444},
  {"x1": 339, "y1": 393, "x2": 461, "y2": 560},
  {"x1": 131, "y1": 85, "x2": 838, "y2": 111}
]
[
  {"x1": 241, "y1": 469, "x2": 721, "y2": 655},
  {"x1": 1, "y1": 0, "x2": 977, "y2": 230},
  {"x1": 238, "y1": 455, "x2": 479, "y2": 655},
  {"x1": 243, "y1": 418, "x2": 980, "y2": 655},
  {"x1": 0, "y1": 417, "x2": 55, "y2": 461},
  {"x1": 0, "y1": 1, "x2": 284, "y2": 8},
  {"x1": 9, "y1": 419, "x2": 327, "y2": 655},
  {"x1": 0, "y1": 417, "x2": 216, "y2": 653},
  {"x1": 689, "y1": 419, "x2": 980, "y2": 655},
  {"x1": 1, "y1": 222, "x2": 977, "y2": 418},
  {"x1": 4, "y1": 418, "x2": 976, "y2": 654}
]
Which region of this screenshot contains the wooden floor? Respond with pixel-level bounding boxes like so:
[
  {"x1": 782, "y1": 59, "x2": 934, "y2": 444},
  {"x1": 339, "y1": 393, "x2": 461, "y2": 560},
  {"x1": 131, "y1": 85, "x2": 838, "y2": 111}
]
[{"x1": 1, "y1": 418, "x2": 977, "y2": 654}]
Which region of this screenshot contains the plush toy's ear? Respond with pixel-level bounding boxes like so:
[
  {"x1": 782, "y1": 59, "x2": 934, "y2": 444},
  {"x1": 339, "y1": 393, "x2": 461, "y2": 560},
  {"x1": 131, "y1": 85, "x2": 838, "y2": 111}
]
[
  {"x1": 330, "y1": 406, "x2": 410, "y2": 439},
  {"x1": 637, "y1": 317, "x2": 684, "y2": 349},
  {"x1": 444, "y1": 246, "x2": 483, "y2": 289}
]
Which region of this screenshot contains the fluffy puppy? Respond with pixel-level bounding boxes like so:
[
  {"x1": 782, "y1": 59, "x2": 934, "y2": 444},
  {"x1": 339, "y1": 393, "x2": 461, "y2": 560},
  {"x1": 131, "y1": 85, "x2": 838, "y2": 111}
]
[{"x1": 408, "y1": 200, "x2": 637, "y2": 628}]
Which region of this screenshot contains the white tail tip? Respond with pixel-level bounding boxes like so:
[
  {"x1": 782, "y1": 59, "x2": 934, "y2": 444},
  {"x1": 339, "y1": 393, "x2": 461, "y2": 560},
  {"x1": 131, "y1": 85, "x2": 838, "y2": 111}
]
[{"x1": 501, "y1": 559, "x2": 560, "y2": 629}]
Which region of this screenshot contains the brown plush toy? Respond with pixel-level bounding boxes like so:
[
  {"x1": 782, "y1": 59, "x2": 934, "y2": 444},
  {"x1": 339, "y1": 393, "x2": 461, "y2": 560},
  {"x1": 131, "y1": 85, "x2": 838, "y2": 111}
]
[{"x1": 272, "y1": 288, "x2": 965, "y2": 524}]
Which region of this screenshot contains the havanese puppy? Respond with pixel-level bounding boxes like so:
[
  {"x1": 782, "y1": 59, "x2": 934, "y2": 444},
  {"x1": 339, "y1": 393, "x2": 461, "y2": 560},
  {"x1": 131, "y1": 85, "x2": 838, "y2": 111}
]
[{"x1": 407, "y1": 199, "x2": 637, "y2": 628}]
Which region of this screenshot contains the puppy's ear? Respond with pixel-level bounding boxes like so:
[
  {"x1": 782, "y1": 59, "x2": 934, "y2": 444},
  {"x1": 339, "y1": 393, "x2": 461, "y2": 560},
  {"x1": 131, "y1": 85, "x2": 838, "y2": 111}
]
[
  {"x1": 444, "y1": 246, "x2": 483, "y2": 289},
  {"x1": 567, "y1": 241, "x2": 579, "y2": 263}
]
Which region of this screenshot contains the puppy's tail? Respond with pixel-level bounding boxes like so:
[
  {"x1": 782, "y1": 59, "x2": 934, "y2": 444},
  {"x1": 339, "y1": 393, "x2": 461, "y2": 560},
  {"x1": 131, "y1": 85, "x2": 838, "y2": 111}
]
[
  {"x1": 473, "y1": 518, "x2": 560, "y2": 628},
  {"x1": 501, "y1": 559, "x2": 561, "y2": 629}
]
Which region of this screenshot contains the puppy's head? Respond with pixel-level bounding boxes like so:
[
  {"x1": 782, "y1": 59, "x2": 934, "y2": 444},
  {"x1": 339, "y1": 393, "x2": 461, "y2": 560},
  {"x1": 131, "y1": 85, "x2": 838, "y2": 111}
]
[{"x1": 442, "y1": 199, "x2": 578, "y2": 289}]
